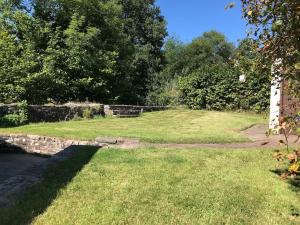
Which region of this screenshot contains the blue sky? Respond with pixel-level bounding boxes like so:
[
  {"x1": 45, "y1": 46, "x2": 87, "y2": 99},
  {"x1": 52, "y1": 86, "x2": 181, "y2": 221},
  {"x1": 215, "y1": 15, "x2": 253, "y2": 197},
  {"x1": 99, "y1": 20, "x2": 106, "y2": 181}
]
[{"x1": 156, "y1": 0, "x2": 247, "y2": 45}]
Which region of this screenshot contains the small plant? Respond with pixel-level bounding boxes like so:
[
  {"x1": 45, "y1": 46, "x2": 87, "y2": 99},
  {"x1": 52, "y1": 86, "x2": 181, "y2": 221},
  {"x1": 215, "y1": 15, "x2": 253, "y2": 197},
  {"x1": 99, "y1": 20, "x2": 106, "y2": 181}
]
[
  {"x1": 72, "y1": 113, "x2": 83, "y2": 121},
  {"x1": 0, "y1": 101, "x2": 28, "y2": 127},
  {"x1": 17, "y1": 100, "x2": 29, "y2": 123},
  {"x1": 271, "y1": 115, "x2": 300, "y2": 179},
  {"x1": 82, "y1": 108, "x2": 93, "y2": 119}
]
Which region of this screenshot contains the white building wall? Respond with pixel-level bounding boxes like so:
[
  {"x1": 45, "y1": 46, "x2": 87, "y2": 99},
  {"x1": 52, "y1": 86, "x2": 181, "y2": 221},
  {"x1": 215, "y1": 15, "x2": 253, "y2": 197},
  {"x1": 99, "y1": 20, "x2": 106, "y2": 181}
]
[
  {"x1": 269, "y1": 59, "x2": 283, "y2": 130},
  {"x1": 269, "y1": 77, "x2": 282, "y2": 130}
]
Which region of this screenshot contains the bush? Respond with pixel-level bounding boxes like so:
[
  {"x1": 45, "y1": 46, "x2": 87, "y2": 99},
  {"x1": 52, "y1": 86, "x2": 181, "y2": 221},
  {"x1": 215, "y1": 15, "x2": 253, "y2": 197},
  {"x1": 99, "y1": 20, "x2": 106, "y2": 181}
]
[
  {"x1": 0, "y1": 114, "x2": 27, "y2": 127},
  {"x1": 0, "y1": 101, "x2": 28, "y2": 127},
  {"x1": 178, "y1": 65, "x2": 270, "y2": 112},
  {"x1": 146, "y1": 78, "x2": 182, "y2": 106},
  {"x1": 82, "y1": 108, "x2": 93, "y2": 119},
  {"x1": 272, "y1": 115, "x2": 300, "y2": 179}
]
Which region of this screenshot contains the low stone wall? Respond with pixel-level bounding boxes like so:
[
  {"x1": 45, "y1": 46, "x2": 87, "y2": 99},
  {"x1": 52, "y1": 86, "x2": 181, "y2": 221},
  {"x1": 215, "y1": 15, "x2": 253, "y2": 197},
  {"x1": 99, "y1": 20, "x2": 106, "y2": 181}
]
[
  {"x1": 104, "y1": 105, "x2": 169, "y2": 116},
  {"x1": 0, "y1": 134, "x2": 107, "y2": 155},
  {"x1": 0, "y1": 103, "x2": 104, "y2": 123},
  {"x1": 0, "y1": 103, "x2": 168, "y2": 122}
]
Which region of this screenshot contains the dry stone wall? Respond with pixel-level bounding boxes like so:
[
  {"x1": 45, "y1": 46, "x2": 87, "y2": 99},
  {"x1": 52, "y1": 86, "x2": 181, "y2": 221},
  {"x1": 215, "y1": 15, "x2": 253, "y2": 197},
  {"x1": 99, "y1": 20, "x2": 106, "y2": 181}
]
[
  {"x1": 0, "y1": 103, "x2": 104, "y2": 123},
  {"x1": 104, "y1": 105, "x2": 169, "y2": 117},
  {"x1": 0, "y1": 134, "x2": 107, "y2": 155},
  {"x1": 0, "y1": 103, "x2": 169, "y2": 122}
]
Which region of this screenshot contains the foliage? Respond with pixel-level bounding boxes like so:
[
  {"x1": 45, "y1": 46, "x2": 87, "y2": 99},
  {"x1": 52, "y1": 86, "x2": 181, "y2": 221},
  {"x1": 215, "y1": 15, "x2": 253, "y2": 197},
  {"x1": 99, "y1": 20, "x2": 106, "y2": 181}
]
[
  {"x1": 146, "y1": 76, "x2": 182, "y2": 106},
  {"x1": 0, "y1": 113, "x2": 26, "y2": 127},
  {"x1": 178, "y1": 63, "x2": 269, "y2": 112},
  {"x1": 178, "y1": 64, "x2": 241, "y2": 110},
  {"x1": 82, "y1": 108, "x2": 93, "y2": 119},
  {"x1": 147, "y1": 32, "x2": 236, "y2": 106},
  {"x1": 146, "y1": 37, "x2": 185, "y2": 106},
  {"x1": 241, "y1": 0, "x2": 300, "y2": 94},
  {"x1": 0, "y1": 101, "x2": 28, "y2": 127},
  {"x1": 233, "y1": 39, "x2": 270, "y2": 112},
  {"x1": 272, "y1": 115, "x2": 300, "y2": 179},
  {"x1": 147, "y1": 32, "x2": 270, "y2": 111},
  {"x1": 0, "y1": 0, "x2": 167, "y2": 104}
]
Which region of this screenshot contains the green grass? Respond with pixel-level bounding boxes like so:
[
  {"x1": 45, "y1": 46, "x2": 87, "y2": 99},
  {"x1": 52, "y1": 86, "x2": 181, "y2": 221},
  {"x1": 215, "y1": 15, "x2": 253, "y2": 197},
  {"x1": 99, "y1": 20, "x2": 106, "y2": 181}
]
[
  {"x1": 0, "y1": 109, "x2": 267, "y2": 143},
  {"x1": 1, "y1": 147, "x2": 299, "y2": 225}
]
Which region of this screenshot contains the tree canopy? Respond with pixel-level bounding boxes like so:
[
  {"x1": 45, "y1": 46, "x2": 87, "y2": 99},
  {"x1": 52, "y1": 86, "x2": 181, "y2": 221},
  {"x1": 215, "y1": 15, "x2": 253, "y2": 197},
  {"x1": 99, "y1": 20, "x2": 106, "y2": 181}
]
[
  {"x1": 241, "y1": 0, "x2": 299, "y2": 92},
  {"x1": 0, "y1": 0, "x2": 167, "y2": 104},
  {"x1": 146, "y1": 31, "x2": 270, "y2": 111}
]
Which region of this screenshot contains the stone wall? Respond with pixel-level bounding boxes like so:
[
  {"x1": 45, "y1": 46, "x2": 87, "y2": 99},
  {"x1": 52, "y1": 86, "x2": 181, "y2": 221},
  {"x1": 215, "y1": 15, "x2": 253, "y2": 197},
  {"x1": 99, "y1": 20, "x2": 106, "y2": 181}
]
[
  {"x1": 104, "y1": 105, "x2": 169, "y2": 117},
  {"x1": 0, "y1": 103, "x2": 104, "y2": 123},
  {"x1": 0, "y1": 103, "x2": 169, "y2": 122},
  {"x1": 0, "y1": 134, "x2": 108, "y2": 155}
]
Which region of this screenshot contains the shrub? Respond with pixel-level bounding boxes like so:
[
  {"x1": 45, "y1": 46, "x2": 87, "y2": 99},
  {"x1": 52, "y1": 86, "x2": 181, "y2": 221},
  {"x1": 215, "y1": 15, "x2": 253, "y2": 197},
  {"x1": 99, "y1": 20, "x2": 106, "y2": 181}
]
[
  {"x1": 82, "y1": 108, "x2": 93, "y2": 119},
  {"x1": 146, "y1": 78, "x2": 182, "y2": 106},
  {"x1": 0, "y1": 114, "x2": 26, "y2": 127},
  {"x1": 178, "y1": 65, "x2": 239, "y2": 110},
  {"x1": 0, "y1": 101, "x2": 28, "y2": 127},
  {"x1": 178, "y1": 64, "x2": 270, "y2": 112},
  {"x1": 272, "y1": 115, "x2": 300, "y2": 179}
]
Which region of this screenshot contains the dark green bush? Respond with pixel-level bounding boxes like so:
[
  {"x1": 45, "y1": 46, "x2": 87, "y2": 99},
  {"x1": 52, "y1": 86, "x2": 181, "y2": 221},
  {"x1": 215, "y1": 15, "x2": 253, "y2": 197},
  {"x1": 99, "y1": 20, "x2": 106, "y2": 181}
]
[
  {"x1": 146, "y1": 78, "x2": 182, "y2": 106},
  {"x1": 0, "y1": 101, "x2": 28, "y2": 127},
  {"x1": 0, "y1": 114, "x2": 27, "y2": 127},
  {"x1": 178, "y1": 65, "x2": 270, "y2": 111}
]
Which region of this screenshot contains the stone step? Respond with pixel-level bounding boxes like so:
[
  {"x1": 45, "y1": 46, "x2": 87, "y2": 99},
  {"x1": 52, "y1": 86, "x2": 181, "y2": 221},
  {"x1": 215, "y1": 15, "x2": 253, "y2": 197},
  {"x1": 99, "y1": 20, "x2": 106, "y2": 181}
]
[
  {"x1": 105, "y1": 105, "x2": 168, "y2": 112},
  {"x1": 112, "y1": 110, "x2": 141, "y2": 116},
  {"x1": 115, "y1": 114, "x2": 140, "y2": 118}
]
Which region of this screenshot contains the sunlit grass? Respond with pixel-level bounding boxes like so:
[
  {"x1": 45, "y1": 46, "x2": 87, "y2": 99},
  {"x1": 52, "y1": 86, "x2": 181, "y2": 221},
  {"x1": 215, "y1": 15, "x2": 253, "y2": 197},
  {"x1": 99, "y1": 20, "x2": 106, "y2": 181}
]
[
  {"x1": 0, "y1": 109, "x2": 267, "y2": 143},
  {"x1": 1, "y1": 147, "x2": 299, "y2": 225}
]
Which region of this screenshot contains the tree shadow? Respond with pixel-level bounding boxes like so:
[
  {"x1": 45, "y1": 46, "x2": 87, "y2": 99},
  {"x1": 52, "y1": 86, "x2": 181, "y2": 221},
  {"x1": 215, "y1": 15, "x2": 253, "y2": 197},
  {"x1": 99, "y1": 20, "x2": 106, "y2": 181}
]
[
  {"x1": 271, "y1": 169, "x2": 300, "y2": 192},
  {"x1": 0, "y1": 140, "x2": 28, "y2": 154},
  {"x1": 0, "y1": 145, "x2": 99, "y2": 225}
]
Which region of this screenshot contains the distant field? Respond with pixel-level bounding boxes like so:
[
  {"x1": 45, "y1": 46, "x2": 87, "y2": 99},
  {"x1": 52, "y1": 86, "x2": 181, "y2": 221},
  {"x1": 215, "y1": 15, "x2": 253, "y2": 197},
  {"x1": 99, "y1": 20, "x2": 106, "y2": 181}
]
[
  {"x1": 0, "y1": 109, "x2": 267, "y2": 143},
  {"x1": 1, "y1": 147, "x2": 299, "y2": 225}
]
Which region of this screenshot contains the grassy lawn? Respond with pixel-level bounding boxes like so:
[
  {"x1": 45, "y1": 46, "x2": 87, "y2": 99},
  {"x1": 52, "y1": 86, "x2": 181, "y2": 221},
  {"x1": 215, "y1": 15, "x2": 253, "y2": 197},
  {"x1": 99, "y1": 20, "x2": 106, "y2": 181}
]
[
  {"x1": 0, "y1": 109, "x2": 266, "y2": 143},
  {"x1": 1, "y1": 147, "x2": 299, "y2": 225}
]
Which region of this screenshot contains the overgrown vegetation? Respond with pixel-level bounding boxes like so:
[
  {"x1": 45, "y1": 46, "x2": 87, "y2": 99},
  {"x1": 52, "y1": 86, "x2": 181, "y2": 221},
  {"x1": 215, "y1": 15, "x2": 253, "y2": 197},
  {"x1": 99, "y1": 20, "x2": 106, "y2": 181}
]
[
  {"x1": 0, "y1": 101, "x2": 28, "y2": 127},
  {"x1": 241, "y1": 0, "x2": 300, "y2": 94},
  {"x1": 240, "y1": 0, "x2": 300, "y2": 180},
  {"x1": 272, "y1": 115, "x2": 300, "y2": 179},
  {"x1": 0, "y1": 1, "x2": 272, "y2": 111},
  {"x1": 147, "y1": 32, "x2": 270, "y2": 112},
  {"x1": 0, "y1": 0, "x2": 166, "y2": 105}
]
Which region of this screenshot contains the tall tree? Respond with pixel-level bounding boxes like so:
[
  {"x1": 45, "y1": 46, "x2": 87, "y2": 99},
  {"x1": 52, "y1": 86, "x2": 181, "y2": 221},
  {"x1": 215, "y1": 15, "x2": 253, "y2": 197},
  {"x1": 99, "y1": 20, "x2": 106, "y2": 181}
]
[
  {"x1": 117, "y1": 0, "x2": 167, "y2": 103},
  {"x1": 0, "y1": 0, "x2": 167, "y2": 104},
  {"x1": 241, "y1": 0, "x2": 300, "y2": 92}
]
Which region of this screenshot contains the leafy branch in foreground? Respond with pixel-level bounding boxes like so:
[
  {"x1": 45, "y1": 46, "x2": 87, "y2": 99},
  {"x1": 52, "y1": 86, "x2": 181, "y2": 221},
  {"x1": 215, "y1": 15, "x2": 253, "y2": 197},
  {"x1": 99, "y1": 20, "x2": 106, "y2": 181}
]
[
  {"x1": 271, "y1": 115, "x2": 300, "y2": 179},
  {"x1": 241, "y1": 0, "x2": 300, "y2": 94}
]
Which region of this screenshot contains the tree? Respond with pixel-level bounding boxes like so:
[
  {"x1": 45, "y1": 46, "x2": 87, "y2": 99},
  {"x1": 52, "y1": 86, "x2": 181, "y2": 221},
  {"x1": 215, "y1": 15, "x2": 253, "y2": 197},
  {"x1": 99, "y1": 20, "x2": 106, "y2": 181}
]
[
  {"x1": 146, "y1": 31, "x2": 237, "y2": 106},
  {"x1": 0, "y1": 0, "x2": 39, "y2": 103},
  {"x1": 0, "y1": 0, "x2": 167, "y2": 104},
  {"x1": 117, "y1": 0, "x2": 167, "y2": 103},
  {"x1": 241, "y1": 0, "x2": 300, "y2": 92},
  {"x1": 234, "y1": 39, "x2": 270, "y2": 111}
]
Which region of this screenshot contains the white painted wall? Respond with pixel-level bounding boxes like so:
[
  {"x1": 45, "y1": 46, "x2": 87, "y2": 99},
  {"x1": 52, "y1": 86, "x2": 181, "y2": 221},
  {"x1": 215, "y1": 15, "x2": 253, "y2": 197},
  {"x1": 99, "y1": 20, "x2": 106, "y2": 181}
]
[
  {"x1": 269, "y1": 59, "x2": 282, "y2": 130},
  {"x1": 269, "y1": 77, "x2": 281, "y2": 130}
]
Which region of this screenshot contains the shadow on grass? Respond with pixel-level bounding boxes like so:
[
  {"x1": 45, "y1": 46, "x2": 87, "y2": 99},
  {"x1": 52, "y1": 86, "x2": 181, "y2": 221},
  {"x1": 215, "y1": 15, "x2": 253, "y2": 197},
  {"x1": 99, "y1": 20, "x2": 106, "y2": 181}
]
[
  {"x1": 271, "y1": 169, "x2": 300, "y2": 192},
  {"x1": 271, "y1": 169, "x2": 300, "y2": 220},
  {"x1": 0, "y1": 140, "x2": 28, "y2": 154},
  {"x1": 0, "y1": 145, "x2": 99, "y2": 225}
]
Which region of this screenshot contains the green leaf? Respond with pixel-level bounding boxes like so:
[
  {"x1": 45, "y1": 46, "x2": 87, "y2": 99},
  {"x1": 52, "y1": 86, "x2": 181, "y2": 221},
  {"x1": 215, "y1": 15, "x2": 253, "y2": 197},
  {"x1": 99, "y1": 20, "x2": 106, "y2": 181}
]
[{"x1": 295, "y1": 63, "x2": 300, "y2": 70}]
